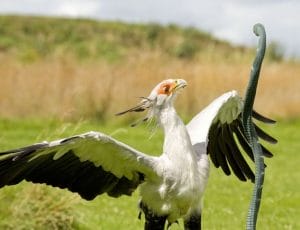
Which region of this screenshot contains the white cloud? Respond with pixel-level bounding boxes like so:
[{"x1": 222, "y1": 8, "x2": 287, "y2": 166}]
[
  {"x1": 0, "y1": 0, "x2": 100, "y2": 17},
  {"x1": 54, "y1": 1, "x2": 101, "y2": 17},
  {"x1": 0, "y1": 0, "x2": 299, "y2": 57}
]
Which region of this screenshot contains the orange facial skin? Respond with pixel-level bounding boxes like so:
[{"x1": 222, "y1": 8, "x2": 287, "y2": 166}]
[{"x1": 157, "y1": 81, "x2": 177, "y2": 95}]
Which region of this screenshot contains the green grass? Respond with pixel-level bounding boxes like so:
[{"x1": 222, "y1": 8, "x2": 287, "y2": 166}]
[{"x1": 0, "y1": 118, "x2": 299, "y2": 229}]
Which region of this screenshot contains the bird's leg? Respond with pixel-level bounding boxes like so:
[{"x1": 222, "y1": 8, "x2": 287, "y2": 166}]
[
  {"x1": 139, "y1": 202, "x2": 167, "y2": 230},
  {"x1": 184, "y1": 213, "x2": 201, "y2": 230}
]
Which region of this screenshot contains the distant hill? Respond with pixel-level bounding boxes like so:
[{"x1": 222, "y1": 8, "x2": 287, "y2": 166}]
[{"x1": 0, "y1": 15, "x2": 252, "y2": 62}]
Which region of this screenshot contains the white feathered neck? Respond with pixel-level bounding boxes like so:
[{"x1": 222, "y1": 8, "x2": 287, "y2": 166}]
[{"x1": 156, "y1": 103, "x2": 196, "y2": 162}]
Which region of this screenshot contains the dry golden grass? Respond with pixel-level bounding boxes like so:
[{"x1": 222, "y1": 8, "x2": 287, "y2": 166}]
[{"x1": 0, "y1": 52, "x2": 299, "y2": 120}]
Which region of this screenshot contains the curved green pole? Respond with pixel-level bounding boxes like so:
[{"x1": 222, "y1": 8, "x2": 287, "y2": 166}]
[{"x1": 242, "y1": 23, "x2": 266, "y2": 230}]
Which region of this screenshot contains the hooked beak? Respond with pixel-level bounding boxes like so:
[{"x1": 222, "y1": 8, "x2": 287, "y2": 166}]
[{"x1": 172, "y1": 79, "x2": 187, "y2": 92}]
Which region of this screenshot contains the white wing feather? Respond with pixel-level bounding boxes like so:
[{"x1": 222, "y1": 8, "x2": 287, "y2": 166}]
[
  {"x1": 186, "y1": 90, "x2": 243, "y2": 151},
  {"x1": 27, "y1": 131, "x2": 158, "y2": 180}
]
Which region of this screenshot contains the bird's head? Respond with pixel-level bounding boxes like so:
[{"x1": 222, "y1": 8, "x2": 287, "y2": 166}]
[{"x1": 116, "y1": 79, "x2": 187, "y2": 122}]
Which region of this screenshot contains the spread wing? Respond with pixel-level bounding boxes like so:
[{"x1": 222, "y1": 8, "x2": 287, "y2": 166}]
[
  {"x1": 186, "y1": 91, "x2": 277, "y2": 182},
  {"x1": 0, "y1": 131, "x2": 157, "y2": 200}
]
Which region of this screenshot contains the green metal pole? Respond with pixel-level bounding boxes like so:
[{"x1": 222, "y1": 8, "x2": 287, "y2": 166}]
[{"x1": 242, "y1": 23, "x2": 266, "y2": 230}]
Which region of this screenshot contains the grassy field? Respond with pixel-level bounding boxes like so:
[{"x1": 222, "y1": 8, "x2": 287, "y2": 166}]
[{"x1": 0, "y1": 118, "x2": 299, "y2": 229}]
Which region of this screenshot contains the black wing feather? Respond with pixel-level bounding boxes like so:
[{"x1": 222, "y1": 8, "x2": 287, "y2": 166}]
[
  {"x1": 215, "y1": 135, "x2": 231, "y2": 176},
  {"x1": 207, "y1": 112, "x2": 276, "y2": 182},
  {"x1": 254, "y1": 123, "x2": 278, "y2": 144},
  {"x1": 224, "y1": 125, "x2": 255, "y2": 181},
  {"x1": 0, "y1": 147, "x2": 142, "y2": 200},
  {"x1": 207, "y1": 124, "x2": 221, "y2": 168},
  {"x1": 252, "y1": 110, "x2": 276, "y2": 124},
  {"x1": 218, "y1": 125, "x2": 245, "y2": 180},
  {"x1": 232, "y1": 123, "x2": 255, "y2": 162},
  {"x1": 261, "y1": 145, "x2": 273, "y2": 158}
]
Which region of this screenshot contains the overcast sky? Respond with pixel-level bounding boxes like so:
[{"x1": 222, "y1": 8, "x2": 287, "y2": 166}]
[{"x1": 0, "y1": 0, "x2": 299, "y2": 57}]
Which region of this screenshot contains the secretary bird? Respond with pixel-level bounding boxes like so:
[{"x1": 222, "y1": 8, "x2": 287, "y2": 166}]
[{"x1": 0, "y1": 77, "x2": 276, "y2": 229}]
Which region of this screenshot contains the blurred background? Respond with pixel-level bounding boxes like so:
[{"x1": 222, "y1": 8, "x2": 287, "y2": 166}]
[
  {"x1": 0, "y1": 0, "x2": 299, "y2": 120},
  {"x1": 0, "y1": 1, "x2": 299, "y2": 229}
]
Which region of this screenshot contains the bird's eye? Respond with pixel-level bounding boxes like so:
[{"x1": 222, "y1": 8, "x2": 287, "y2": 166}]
[
  {"x1": 157, "y1": 83, "x2": 172, "y2": 95},
  {"x1": 163, "y1": 85, "x2": 170, "y2": 93},
  {"x1": 162, "y1": 85, "x2": 170, "y2": 94}
]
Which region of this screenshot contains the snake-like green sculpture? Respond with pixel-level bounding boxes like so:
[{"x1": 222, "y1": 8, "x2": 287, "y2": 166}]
[{"x1": 242, "y1": 23, "x2": 267, "y2": 230}]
